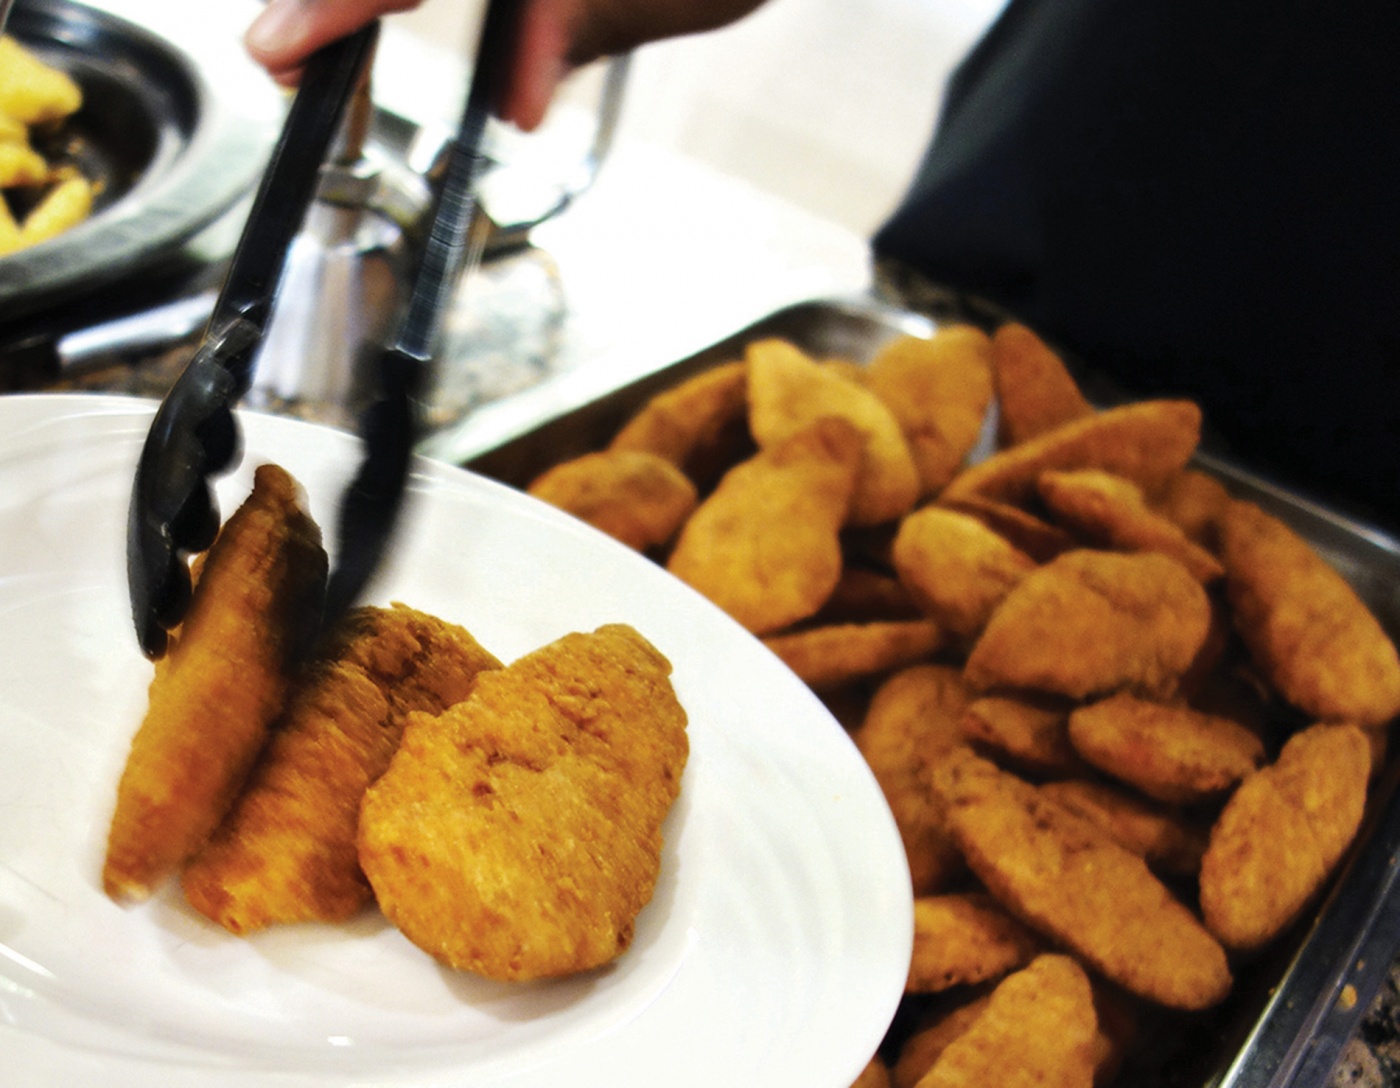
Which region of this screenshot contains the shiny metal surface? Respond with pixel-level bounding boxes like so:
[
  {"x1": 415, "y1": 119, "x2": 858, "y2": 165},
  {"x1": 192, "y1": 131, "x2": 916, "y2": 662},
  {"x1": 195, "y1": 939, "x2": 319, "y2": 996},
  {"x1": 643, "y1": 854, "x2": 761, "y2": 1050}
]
[
  {"x1": 245, "y1": 178, "x2": 407, "y2": 431},
  {"x1": 441, "y1": 295, "x2": 935, "y2": 478},
  {"x1": 0, "y1": 0, "x2": 283, "y2": 323}
]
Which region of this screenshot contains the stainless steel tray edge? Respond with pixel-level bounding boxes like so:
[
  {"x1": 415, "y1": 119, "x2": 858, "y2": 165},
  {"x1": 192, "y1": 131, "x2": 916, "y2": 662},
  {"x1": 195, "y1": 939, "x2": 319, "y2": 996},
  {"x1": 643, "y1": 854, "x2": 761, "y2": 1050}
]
[{"x1": 420, "y1": 294, "x2": 934, "y2": 476}]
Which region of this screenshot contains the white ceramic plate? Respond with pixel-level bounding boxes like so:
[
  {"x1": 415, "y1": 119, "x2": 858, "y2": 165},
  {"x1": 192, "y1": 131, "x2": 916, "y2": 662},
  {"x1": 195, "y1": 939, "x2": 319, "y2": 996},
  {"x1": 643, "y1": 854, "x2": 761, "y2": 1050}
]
[{"x1": 0, "y1": 394, "x2": 912, "y2": 1088}]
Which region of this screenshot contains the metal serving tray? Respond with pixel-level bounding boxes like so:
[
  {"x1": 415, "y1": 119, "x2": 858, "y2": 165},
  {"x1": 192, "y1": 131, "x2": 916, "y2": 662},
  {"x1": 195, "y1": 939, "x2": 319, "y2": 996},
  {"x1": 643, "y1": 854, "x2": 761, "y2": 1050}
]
[{"x1": 451, "y1": 294, "x2": 1400, "y2": 1088}]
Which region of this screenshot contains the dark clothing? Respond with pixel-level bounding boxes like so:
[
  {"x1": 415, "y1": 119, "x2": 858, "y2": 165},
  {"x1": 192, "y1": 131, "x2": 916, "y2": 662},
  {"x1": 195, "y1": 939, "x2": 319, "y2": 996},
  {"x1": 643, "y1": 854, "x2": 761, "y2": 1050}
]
[{"x1": 873, "y1": 0, "x2": 1400, "y2": 532}]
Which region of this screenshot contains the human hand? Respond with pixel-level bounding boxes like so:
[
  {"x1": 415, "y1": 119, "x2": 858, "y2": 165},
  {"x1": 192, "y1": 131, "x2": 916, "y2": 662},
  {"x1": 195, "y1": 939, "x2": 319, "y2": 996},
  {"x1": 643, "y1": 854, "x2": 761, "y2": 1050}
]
[{"x1": 243, "y1": 0, "x2": 766, "y2": 130}]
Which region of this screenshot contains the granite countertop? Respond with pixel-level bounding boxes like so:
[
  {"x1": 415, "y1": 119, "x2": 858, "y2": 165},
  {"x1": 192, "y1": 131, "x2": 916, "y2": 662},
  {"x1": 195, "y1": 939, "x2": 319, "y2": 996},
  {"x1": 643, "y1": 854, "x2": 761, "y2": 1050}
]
[{"x1": 1334, "y1": 966, "x2": 1400, "y2": 1086}]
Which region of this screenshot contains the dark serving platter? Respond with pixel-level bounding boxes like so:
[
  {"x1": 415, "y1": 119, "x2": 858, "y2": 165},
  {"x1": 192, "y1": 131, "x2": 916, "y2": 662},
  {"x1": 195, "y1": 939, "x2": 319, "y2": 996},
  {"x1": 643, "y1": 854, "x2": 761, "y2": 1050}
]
[
  {"x1": 0, "y1": 0, "x2": 283, "y2": 323},
  {"x1": 436, "y1": 294, "x2": 1400, "y2": 1088}
]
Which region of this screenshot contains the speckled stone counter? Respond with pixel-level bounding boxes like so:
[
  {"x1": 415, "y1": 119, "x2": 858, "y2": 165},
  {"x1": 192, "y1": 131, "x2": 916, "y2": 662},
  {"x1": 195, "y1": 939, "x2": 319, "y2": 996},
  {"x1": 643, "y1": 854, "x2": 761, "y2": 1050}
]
[{"x1": 1331, "y1": 963, "x2": 1400, "y2": 1086}]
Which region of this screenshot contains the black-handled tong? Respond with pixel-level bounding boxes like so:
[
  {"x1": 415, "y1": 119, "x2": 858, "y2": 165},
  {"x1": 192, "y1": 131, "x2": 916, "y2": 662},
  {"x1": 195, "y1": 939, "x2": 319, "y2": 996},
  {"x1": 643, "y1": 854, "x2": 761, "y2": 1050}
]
[
  {"x1": 126, "y1": 24, "x2": 379, "y2": 659},
  {"x1": 127, "y1": 0, "x2": 522, "y2": 658}
]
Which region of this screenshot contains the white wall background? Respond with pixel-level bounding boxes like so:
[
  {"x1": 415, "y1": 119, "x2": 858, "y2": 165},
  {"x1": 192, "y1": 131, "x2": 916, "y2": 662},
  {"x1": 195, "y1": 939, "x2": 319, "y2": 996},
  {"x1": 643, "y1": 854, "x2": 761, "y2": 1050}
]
[{"x1": 388, "y1": 0, "x2": 1008, "y2": 237}]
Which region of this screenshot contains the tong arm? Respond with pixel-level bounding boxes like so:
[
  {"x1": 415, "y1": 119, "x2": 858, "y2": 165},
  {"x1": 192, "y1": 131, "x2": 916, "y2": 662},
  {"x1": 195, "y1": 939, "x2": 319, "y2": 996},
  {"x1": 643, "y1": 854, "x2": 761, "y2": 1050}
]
[{"x1": 126, "y1": 26, "x2": 379, "y2": 657}]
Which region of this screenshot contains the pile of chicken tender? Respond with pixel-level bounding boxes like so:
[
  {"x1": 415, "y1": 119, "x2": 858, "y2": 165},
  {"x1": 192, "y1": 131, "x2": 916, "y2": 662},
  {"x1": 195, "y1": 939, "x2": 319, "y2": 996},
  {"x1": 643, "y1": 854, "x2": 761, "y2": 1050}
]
[
  {"x1": 526, "y1": 321, "x2": 1400, "y2": 1088},
  {"x1": 103, "y1": 465, "x2": 689, "y2": 984}
]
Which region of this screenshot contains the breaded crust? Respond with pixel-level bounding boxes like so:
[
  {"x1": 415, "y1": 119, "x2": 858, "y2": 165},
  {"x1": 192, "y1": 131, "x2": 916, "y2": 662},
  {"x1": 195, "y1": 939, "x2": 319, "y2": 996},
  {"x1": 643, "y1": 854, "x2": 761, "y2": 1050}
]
[
  {"x1": 761, "y1": 619, "x2": 944, "y2": 690},
  {"x1": 358, "y1": 624, "x2": 688, "y2": 980},
  {"x1": 960, "y1": 694, "x2": 1085, "y2": 778},
  {"x1": 182, "y1": 605, "x2": 502, "y2": 933},
  {"x1": 812, "y1": 566, "x2": 922, "y2": 625},
  {"x1": 666, "y1": 416, "x2": 862, "y2": 634},
  {"x1": 1151, "y1": 468, "x2": 1232, "y2": 550},
  {"x1": 939, "y1": 494, "x2": 1078, "y2": 563},
  {"x1": 852, "y1": 665, "x2": 972, "y2": 895},
  {"x1": 931, "y1": 748, "x2": 1231, "y2": 1010},
  {"x1": 907, "y1": 892, "x2": 1040, "y2": 993},
  {"x1": 1220, "y1": 499, "x2": 1400, "y2": 727},
  {"x1": 103, "y1": 464, "x2": 327, "y2": 901},
  {"x1": 607, "y1": 358, "x2": 752, "y2": 490},
  {"x1": 1038, "y1": 778, "x2": 1208, "y2": 877},
  {"x1": 940, "y1": 399, "x2": 1202, "y2": 507},
  {"x1": 892, "y1": 507, "x2": 1035, "y2": 642},
  {"x1": 1036, "y1": 468, "x2": 1225, "y2": 583},
  {"x1": 990, "y1": 322, "x2": 1095, "y2": 447},
  {"x1": 1199, "y1": 723, "x2": 1372, "y2": 951},
  {"x1": 963, "y1": 550, "x2": 1212, "y2": 700},
  {"x1": 1066, "y1": 692, "x2": 1265, "y2": 805},
  {"x1": 915, "y1": 954, "x2": 1100, "y2": 1088},
  {"x1": 746, "y1": 337, "x2": 921, "y2": 526},
  {"x1": 892, "y1": 995, "x2": 995, "y2": 1088},
  {"x1": 526, "y1": 449, "x2": 699, "y2": 552},
  {"x1": 861, "y1": 326, "x2": 994, "y2": 495}
]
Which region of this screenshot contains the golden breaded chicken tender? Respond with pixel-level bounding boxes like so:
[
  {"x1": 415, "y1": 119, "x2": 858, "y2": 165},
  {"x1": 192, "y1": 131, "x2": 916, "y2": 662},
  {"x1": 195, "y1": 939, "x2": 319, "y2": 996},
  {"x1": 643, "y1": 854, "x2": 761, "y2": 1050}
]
[
  {"x1": 852, "y1": 664, "x2": 972, "y2": 895},
  {"x1": 906, "y1": 892, "x2": 1040, "y2": 994},
  {"x1": 940, "y1": 493, "x2": 1078, "y2": 562},
  {"x1": 893, "y1": 995, "x2": 995, "y2": 1088},
  {"x1": 358, "y1": 624, "x2": 688, "y2": 980},
  {"x1": 959, "y1": 693, "x2": 1085, "y2": 778},
  {"x1": 746, "y1": 337, "x2": 920, "y2": 526},
  {"x1": 892, "y1": 506, "x2": 1036, "y2": 643},
  {"x1": 1036, "y1": 468, "x2": 1224, "y2": 583},
  {"x1": 915, "y1": 954, "x2": 1100, "y2": 1088},
  {"x1": 963, "y1": 550, "x2": 1213, "y2": 701},
  {"x1": 607, "y1": 358, "x2": 751, "y2": 490},
  {"x1": 181, "y1": 604, "x2": 502, "y2": 934},
  {"x1": 1066, "y1": 692, "x2": 1265, "y2": 805},
  {"x1": 940, "y1": 399, "x2": 1202, "y2": 508},
  {"x1": 1199, "y1": 722, "x2": 1371, "y2": 951},
  {"x1": 989, "y1": 322, "x2": 1095, "y2": 447},
  {"x1": 667, "y1": 416, "x2": 862, "y2": 634},
  {"x1": 895, "y1": 981, "x2": 1133, "y2": 1088},
  {"x1": 526, "y1": 448, "x2": 698, "y2": 552},
  {"x1": 931, "y1": 748, "x2": 1232, "y2": 1010},
  {"x1": 1220, "y1": 498, "x2": 1400, "y2": 728},
  {"x1": 1151, "y1": 467, "x2": 1232, "y2": 550},
  {"x1": 761, "y1": 619, "x2": 944, "y2": 690},
  {"x1": 813, "y1": 566, "x2": 923, "y2": 624},
  {"x1": 181, "y1": 662, "x2": 384, "y2": 928},
  {"x1": 1038, "y1": 778, "x2": 1209, "y2": 877},
  {"x1": 103, "y1": 464, "x2": 327, "y2": 902},
  {"x1": 861, "y1": 326, "x2": 994, "y2": 496}
]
